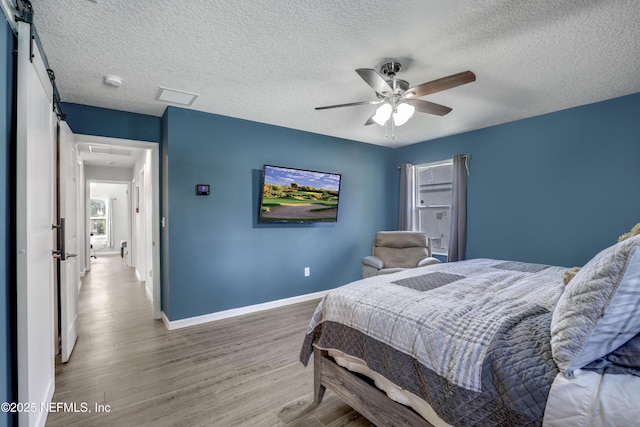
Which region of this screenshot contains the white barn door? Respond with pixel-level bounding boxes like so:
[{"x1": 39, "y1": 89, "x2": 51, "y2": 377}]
[{"x1": 16, "y1": 21, "x2": 56, "y2": 426}]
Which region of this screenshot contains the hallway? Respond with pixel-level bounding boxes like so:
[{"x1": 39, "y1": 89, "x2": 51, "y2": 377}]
[
  {"x1": 48, "y1": 254, "x2": 166, "y2": 425},
  {"x1": 46, "y1": 255, "x2": 371, "y2": 426}
]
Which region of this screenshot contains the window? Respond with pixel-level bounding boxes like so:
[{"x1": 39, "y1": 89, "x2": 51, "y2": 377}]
[
  {"x1": 415, "y1": 159, "x2": 453, "y2": 255},
  {"x1": 90, "y1": 199, "x2": 108, "y2": 236}
]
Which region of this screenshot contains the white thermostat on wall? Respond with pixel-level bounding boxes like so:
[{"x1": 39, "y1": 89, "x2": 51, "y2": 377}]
[{"x1": 195, "y1": 184, "x2": 210, "y2": 196}]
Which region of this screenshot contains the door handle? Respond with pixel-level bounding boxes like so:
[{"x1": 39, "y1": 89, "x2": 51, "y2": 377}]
[
  {"x1": 66, "y1": 253, "x2": 77, "y2": 258},
  {"x1": 52, "y1": 218, "x2": 67, "y2": 260}
]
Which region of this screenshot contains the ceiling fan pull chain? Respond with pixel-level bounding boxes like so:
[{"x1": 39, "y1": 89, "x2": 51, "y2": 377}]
[{"x1": 390, "y1": 115, "x2": 396, "y2": 140}]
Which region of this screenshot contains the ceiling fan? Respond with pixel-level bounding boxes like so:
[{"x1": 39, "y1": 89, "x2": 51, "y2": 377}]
[{"x1": 316, "y1": 61, "x2": 475, "y2": 137}]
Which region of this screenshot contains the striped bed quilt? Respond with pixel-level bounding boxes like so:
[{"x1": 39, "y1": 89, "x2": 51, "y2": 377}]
[{"x1": 300, "y1": 258, "x2": 569, "y2": 426}]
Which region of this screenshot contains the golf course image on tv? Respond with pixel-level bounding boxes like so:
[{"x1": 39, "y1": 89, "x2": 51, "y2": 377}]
[{"x1": 259, "y1": 165, "x2": 341, "y2": 223}]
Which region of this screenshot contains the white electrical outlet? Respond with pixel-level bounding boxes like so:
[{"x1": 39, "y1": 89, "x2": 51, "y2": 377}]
[{"x1": 304, "y1": 267, "x2": 310, "y2": 277}]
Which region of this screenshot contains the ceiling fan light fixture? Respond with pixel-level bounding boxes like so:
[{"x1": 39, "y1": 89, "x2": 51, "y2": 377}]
[
  {"x1": 316, "y1": 64, "x2": 475, "y2": 135},
  {"x1": 372, "y1": 103, "x2": 393, "y2": 126},
  {"x1": 393, "y1": 103, "x2": 415, "y2": 126}
]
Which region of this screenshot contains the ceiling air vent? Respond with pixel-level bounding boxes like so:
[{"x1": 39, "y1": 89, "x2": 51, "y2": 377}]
[
  {"x1": 88, "y1": 146, "x2": 131, "y2": 156},
  {"x1": 155, "y1": 87, "x2": 199, "y2": 106},
  {"x1": 89, "y1": 145, "x2": 112, "y2": 155}
]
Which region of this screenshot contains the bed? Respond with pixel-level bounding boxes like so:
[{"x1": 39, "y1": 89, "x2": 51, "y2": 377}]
[{"x1": 300, "y1": 235, "x2": 640, "y2": 426}]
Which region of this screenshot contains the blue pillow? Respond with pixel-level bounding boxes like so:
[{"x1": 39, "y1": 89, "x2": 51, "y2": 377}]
[{"x1": 582, "y1": 333, "x2": 640, "y2": 376}]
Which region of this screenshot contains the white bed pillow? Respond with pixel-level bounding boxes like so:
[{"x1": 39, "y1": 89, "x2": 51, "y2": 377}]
[{"x1": 550, "y1": 234, "x2": 640, "y2": 377}]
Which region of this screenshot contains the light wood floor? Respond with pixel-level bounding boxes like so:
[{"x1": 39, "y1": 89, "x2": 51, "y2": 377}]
[{"x1": 47, "y1": 255, "x2": 373, "y2": 426}]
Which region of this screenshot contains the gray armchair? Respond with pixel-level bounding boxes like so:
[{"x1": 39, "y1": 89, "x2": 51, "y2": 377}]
[{"x1": 362, "y1": 231, "x2": 440, "y2": 279}]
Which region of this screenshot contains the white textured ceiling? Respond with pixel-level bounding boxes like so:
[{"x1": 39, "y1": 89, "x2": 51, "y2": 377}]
[
  {"x1": 77, "y1": 141, "x2": 142, "y2": 168},
  {"x1": 30, "y1": 0, "x2": 640, "y2": 147}
]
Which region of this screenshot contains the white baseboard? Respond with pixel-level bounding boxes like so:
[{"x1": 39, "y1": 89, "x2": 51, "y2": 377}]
[
  {"x1": 94, "y1": 250, "x2": 120, "y2": 256},
  {"x1": 144, "y1": 282, "x2": 152, "y2": 302},
  {"x1": 161, "y1": 290, "x2": 328, "y2": 330}
]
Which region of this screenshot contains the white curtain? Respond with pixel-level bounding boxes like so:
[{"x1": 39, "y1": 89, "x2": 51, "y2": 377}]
[
  {"x1": 448, "y1": 154, "x2": 469, "y2": 262},
  {"x1": 398, "y1": 163, "x2": 416, "y2": 231}
]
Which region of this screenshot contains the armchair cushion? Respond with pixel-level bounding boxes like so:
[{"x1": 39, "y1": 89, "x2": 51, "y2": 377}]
[
  {"x1": 362, "y1": 231, "x2": 440, "y2": 279},
  {"x1": 375, "y1": 247, "x2": 429, "y2": 268},
  {"x1": 373, "y1": 231, "x2": 431, "y2": 269},
  {"x1": 374, "y1": 231, "x2": 428, "y2": 248}
]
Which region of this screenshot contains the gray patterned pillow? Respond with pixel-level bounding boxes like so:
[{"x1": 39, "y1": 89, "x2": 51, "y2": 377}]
[{"x1": 550, "y1": 235, "x2": 640, "y2": 377}]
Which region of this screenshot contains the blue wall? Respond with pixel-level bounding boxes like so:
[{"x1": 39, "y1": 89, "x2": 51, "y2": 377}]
[
  {"x1": 393, "y1": 92, "x2": 640, "y2": 267},
  {"x1": 61, "y1": 103, "x2": 395, "y2": 321},
  {"x1": 62, "y1": 102, "x2": 162, "y2": 143},
  {"x1": 60, "y1": 90, "x2": 640, "y2": 317},
  {"x1": 0, "y1": 17, "x2": 14, "y2": 427},
  {"x1": 162, "y1": 107, "x2": 394, "y2": 320}
]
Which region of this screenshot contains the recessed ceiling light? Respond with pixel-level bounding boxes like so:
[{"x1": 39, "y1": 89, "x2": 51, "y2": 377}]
[
  {"x1": 155, "y1": 87, "x2": 198, "y2": 106},
  {"x1": 103, "y1": 75, "x2": 123, "y2": 87}
]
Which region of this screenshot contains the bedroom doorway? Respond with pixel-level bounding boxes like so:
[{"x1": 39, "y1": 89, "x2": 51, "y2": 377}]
[
  {"x1": 78, "y1": 135, "x2": 161, "y2": 319},
  {"x1": 89, "y1": 181, "x2": 130, "y2": 260}
]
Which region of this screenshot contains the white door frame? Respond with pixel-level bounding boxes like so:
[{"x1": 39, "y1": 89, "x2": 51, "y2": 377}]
[
  {"x1": 58, "y1": 121, "x2": 80, "y2": 363},
  {"x1": 135, "y1": 167, "x2": 146, "y2": 281},
  {"x1": 79, "y1": 134, "x2": 161, "y2": 319}
]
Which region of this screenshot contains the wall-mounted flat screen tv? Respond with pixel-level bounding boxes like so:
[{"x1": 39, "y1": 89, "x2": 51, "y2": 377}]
[{"x1": 259, "y1": 165, "x2": 341, "y2": 223}]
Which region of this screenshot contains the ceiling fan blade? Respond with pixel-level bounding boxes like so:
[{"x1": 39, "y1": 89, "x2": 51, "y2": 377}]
[
  {"x1": 356, "y1": 68, "x2": 394, "y2": 95},
  {"x1": 315, "y1": 100, "x2": 382, "y2": 110},
  {"x1": 407, "y1": 71, "x2": 476, "y2": 98},
  {"x1": 406, "y1": 99, "x2": 452, "y2": 116}
]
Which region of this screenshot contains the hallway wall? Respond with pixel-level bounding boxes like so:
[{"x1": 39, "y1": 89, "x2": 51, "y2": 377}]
[{"x1": 85, "y1": 165, "x2": 132, "y2": 182}]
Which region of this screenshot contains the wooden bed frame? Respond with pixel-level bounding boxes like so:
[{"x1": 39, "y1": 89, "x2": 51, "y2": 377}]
[{"x1": 313, "y1": 346, "x2": 432, "y2": 427}]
